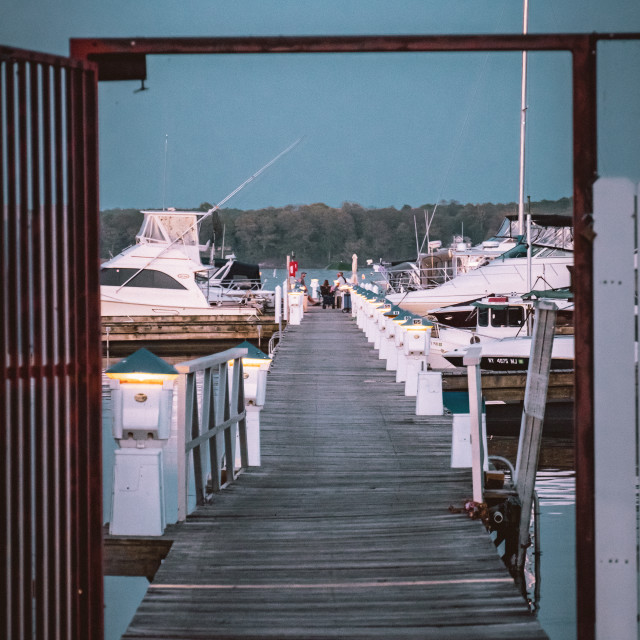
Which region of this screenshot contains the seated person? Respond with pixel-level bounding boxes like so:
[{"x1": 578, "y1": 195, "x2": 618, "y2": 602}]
[{"x1": 319, "y1": 279, "x2": 335, "y2": 309}]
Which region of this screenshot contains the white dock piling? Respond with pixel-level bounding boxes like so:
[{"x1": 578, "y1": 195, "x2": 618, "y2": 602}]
[{"x1": 416, "y1": 371, "x2": 444, "y2": 415}]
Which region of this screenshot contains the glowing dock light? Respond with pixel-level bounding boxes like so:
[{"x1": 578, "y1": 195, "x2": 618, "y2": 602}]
[{"x1": 106, "y1": 348, "x2": 178, "y2": 536}]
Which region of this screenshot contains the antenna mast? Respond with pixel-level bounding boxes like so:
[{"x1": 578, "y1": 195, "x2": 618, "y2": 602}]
[
  {"x1": 518, "y1": 0, "x2": 530, "y2": 235},
  {"x1": 162, "y1": 133, "x2": 169, "y2": 211}
]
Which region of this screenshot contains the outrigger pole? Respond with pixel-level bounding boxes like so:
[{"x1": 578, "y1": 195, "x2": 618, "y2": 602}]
[{"x1": 115, "y1": 137, "x2": 303, "y2": 292}]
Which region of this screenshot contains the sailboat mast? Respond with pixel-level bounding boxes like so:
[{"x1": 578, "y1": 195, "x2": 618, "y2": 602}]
[{"x1": 518, "y1": 0, "x2": 529, "y2": 235}]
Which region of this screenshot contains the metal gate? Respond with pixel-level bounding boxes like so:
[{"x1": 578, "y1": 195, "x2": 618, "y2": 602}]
[{"x1": 0, "y1": 45, "x2": 103, "y2": 639}]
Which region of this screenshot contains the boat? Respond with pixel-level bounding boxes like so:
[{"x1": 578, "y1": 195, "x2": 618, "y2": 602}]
[
  {"x1": 376, "y1": 212, "x2": 573, "y2": 303},
  {"x1": 371, "y1": 219, "x2": 522, "y2": 295},
  {"x1": 441, "y1": 333, "x2": 574, "y2": 372},
  {"x1": 100, "y1": 209, "x2": 274, "y2": 317},
  {"x1": 387, "y1": 225, "x2": 573, "y2": 315},
  {"x1": 427, "y1": 290, "x2": 574, "y2": 369}
]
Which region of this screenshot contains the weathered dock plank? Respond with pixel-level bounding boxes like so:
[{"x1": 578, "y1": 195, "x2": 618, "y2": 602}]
[
  {"x1": 442, "y1": 369, "x2": 574, "y2": 402},
  {"x1": 122, "y1": 307, "x2": 547, "y2": 639},
  {"x1": 102, "y1": 312, "x2": 279, "y2": 357}
]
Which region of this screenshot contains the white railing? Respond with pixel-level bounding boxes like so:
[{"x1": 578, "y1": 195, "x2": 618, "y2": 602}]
[
  {"x1": 174, "y1": 348, "x2": 248, "y2": 521},
  {"x1": 378, "y1": 265, "x2": 457, "y2": 294}
]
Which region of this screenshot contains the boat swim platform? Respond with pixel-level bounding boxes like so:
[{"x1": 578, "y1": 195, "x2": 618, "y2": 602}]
[{"x1": 122, "y1": 306, "x2": 547, "y2": 639}]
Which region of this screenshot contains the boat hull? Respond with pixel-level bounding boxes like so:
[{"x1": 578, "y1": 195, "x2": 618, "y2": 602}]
[
  {"x1": 101, "y1": 297, "x2": 263, "y2": 317},
  {"x1": 442, "y1": 335, "x2": 574, "y2": 372},
  {"x1": 443, "y1": 353, "x2": 573, "y2": 372},
  {"x1": 387, "y1": 255, "x2": 573, "y2": 316}
]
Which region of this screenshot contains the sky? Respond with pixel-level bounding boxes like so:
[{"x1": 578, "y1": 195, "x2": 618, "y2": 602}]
[{"x1": 2, "y1": 0, "x2": 640, "y2": 211}]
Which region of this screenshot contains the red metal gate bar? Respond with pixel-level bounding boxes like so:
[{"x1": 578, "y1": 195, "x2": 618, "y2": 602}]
[
  {"x1": 572, "y1": 36, "x2": 598, "y2": 640},
  {"x1": 0, "y1": 45, "x2": 102, "y2": 640},
  {"x1": 69, "y1": 32, "x2": 640, "y2": 59}
]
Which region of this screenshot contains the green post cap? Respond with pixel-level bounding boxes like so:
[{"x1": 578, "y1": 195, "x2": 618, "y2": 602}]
[
  {"x1": 383, "y1": 304, "x2": 404, "y2": 317},
  {"x1": 235, "y1": 340, "x2": 270, "y2": 360},
  {"x1": 106, "y1": 347, "x2": 178, "y2": 375}
]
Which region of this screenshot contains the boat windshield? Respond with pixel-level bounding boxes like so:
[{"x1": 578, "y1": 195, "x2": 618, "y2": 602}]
[
  {"x1": 499, "y1": 244, "x2": 546, "y2": 260},
  {"x1": 100, "y1": 267, "x2": 187, "y2": 289}
]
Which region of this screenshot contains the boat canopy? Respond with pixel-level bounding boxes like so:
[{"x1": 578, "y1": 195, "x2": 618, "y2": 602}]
[
  {"x1": 137, "y1": 210, "x2": 203, "y2": 246},
  {"x1": 522, "y1": 288, "x2": 573, "y2": 300},
  {"x1": 471, "y1": 300, "x2": 510, "y2": 310},
  {"x1": 491, "y1": 215, "x2": 573, "y2": 250},
  {"x1": 210, "y1": 258, "x2": 261, "y2": 285}
]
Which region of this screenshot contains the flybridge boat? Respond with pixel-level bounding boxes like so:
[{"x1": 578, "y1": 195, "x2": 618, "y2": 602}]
[
  {"x1": 100, "y1": 209, "x2": 274, "y2": 317},
  {"x1": 372, "y1": 225, "x2": 518, "y2": 294},
  {"x1": 387, "y1": 236, "x2": 573, "y2": 315},
  {"x1": 374, "y1": 213, "x2": 572, "y2": 296},
  {"x1": 427, "y1": 290, "x2": 574, "y2": 369}
]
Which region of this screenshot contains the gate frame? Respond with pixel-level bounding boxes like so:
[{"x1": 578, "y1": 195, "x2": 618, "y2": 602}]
[{"x1": 69, "y1": 31, "x2": 640, "y2": 640}]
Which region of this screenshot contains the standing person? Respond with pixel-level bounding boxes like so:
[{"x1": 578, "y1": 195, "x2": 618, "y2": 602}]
[
  {"x1": 320, "y1": 279, "x2": 334, "y2": 309},
  {"x1": 297, "y1": 272, "x2": 319, "y2": 306},
  {"x1": 335, "y1": 271, "x2": 347, "y2": 309}
]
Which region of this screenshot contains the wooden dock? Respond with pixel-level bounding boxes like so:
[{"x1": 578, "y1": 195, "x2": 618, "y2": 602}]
[
  {"x1": 102, "y1": 312, "x2": 279, "y2": 358},
  {"x1": 122, "y1": 307, "x2": 547, "y2": 639},
  {"x1": 442, "y1": 369, "x2": 574, "y2": 403}
]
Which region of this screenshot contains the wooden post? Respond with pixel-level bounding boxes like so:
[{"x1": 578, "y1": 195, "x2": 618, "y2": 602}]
[
  {"x1": 463, "y1": 345, "x2": 484, "y2": 504},
  {"x1": 514, "y1": 300, "x2": 557, "y2": 571}
]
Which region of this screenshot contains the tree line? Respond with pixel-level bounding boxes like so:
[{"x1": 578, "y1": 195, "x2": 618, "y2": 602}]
[{"x1": 100, "y1": 197, "x2": 572, "y2": 267}]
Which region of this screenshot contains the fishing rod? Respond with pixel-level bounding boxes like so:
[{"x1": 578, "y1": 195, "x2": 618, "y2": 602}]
[{"x1": 115, "y1": 137, "x2": 303, "y2": 292}]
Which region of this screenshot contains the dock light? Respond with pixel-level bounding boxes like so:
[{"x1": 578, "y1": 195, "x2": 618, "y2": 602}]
[
  {"x1": 106, "y1": 348, "x2": 178, "y2": 445},
  {"x1": 404, "y1": 318, "x2": 432, "y2": 356},
  {"x1": 229, "y1": 340, "x2": 271, "y2": 407},
  {"x1": 392, "y1": 311, "x2": 412, "y2": 326},
  {"x1": 106, "y1": 347, "x2": 179, "y2": 385},
  {"x1": 106, "y1": 348, "x2": 178, "y2": 537}
]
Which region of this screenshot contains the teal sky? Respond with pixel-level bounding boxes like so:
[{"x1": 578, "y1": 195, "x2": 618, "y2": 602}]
[{"x1": 2, "y1": 1, "x2": 639, "y2": 210}]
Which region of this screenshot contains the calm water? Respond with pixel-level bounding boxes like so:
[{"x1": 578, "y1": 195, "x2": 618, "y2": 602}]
[
  {"x1": 101, "y1": 272, "x2": 577, "y2": 638},
  {"x1": 531, "y1": 469, "x2": 576, "y2": 639}
]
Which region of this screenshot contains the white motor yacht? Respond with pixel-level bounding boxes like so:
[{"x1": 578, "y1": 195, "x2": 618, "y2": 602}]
[
  {"x1": 387, "y1": 239, "x2": 573, "y2": 315},
  {"x1": 376, "y1": 213, "x2": 572, "y2": 298},
  {"x1": 100, "y1": 209, "x2": 273, "y2": 317},
  {"x1": 428, "y1": 291, "x2": 573, "y2": 369}
]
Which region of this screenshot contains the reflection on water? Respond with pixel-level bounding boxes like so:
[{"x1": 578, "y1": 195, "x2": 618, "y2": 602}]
[
  {"x1": 489, "y1": 435, "x2": 577, "y2": 638},
  {"x1": 534, "y1": 468, "x2": 576, "y2": 640},
  {"x1": 104, "y1": 577, "x2": 148, "y2": 640}
]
